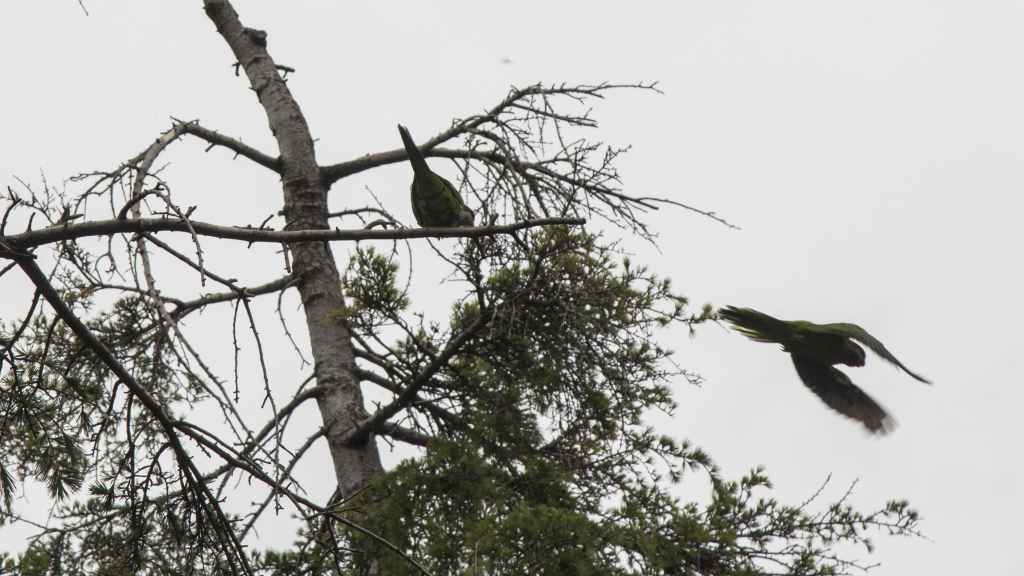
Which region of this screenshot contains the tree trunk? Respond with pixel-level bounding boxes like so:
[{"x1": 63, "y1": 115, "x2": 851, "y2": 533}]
[{"x1": 202, "y1": 0, "x2": 383, "y2": 502}]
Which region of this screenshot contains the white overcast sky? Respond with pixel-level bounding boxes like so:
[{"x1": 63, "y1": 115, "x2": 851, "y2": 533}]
[{"x1": 2, "y1": 2, "x2": 1021, "y2": 575}]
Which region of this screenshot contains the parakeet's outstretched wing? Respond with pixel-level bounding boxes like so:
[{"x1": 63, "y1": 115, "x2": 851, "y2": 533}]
[
  {"x1": 718, "y1": 306, "x2": 794, "y2": 344},
  {"x1": 791, "y1": 354, "x2": 895, "y2": 434},
  {"x1": 812, "y1": 322, "x2": 931, "y2": 384}
]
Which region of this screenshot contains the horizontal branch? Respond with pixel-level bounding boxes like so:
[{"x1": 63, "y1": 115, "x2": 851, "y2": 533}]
[
  {"x1": 378, "y1": 422, "x2": 433, "y2": 447},
  {"x1": 177, "y1": 120, "x2": 281, "y2": 173},
  {"x1": 321, "y1": 147, "x2": 411, "y2": 184},
  {"x1": 3, "y1": 217, "x2": 586, "y2": 249},
  {"x1": 172, "y1": 274, "x2": 298, "y2": 319}
]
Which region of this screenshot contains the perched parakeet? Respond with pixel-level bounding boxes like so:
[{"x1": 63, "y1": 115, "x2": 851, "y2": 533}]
[
  {"x1": 719, "y1": 306, "x2": 931, "y2": 434},
  {"x1": 397, "y1": 124, "x2": 475, "y2": 228}
]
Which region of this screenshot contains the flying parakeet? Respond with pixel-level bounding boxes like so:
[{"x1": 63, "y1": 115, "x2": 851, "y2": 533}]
[
  {"x1": 718, "y1": 306, "x2": 931, "y2": 434},
  {"x1": 397, "y1": 124, "x2": 475, "y2": 228}
]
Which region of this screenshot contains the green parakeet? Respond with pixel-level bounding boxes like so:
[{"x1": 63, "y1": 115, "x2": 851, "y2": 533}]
[
  {"x1": 397, "y1": 124, "x2": 475, "y2": 228},
  {"x1": 719, "y1": 306, "x2": 931, "y2": 434}
]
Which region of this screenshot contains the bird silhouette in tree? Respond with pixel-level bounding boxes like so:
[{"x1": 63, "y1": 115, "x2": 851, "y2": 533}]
[{"x1": 398, "y1": 124, "x2": 474, "y2": 228}]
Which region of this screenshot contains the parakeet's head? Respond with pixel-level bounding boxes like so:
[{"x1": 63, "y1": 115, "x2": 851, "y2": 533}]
[
  {"x1": 457, "y1": 206, "x2": 475, "y2": 227},
  {"x1": 840, "y1": 340, "x2": 866, "y2": 367}
]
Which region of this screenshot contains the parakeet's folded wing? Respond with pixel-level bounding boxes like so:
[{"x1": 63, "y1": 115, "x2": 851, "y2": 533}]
[
  {"x1": 791, "y1": 354, "x2": 895, "y2": 434},
  {"x1": 812, "y1": 322, "x2": 931, "y2": 384},
  {"x1": 433, "y1": 173, "x2": 474, "y2": 226}
]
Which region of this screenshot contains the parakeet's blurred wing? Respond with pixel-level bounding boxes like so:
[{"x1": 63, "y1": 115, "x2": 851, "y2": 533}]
[
  {"x1": 718, "y1": 306, "x2": 794, "y2": 344},
  {"x1": 791, "y1": 354, "x2": 895, "y2": 434},
  {"x1": 813, "y1": 322, "x2": 931, "y2": 384}
]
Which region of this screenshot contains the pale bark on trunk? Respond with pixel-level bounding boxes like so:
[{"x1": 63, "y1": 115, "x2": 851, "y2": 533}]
[{"x1": 202, "y1": 0, "x2": 384, "y2": 503}]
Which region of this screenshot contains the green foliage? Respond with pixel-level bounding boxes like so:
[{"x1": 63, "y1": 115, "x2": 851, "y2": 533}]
[
  {"x1": 339, "y1": 246, "x2": 411, "y2": 330},
  {"x1": 0, "y1": 313, "x2": 93, "y2": 505},
  {"x1": 0, "y1": 285, "x2": 189, "y2": 509},
  {"x1": 2, "y1": 544, "x2": 52, "y2": 576},
  {"x1": 0, "y1": 463, "x2": 13, "y2": 514}
]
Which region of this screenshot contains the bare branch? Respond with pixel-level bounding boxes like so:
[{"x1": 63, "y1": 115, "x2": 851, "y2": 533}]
[
  {"x1": 175, "y1": 119, "x2": 281, "y2": 173},
  {"x1": 4, "y1": 216, "x2": 586, "y2": 248},
  {"x1": 172, "y1": 418, "x2": 434, "y2": 576},
  {"x1": 377, "y1": 422, "x2": 433, "y2": 447},
  {"x1": 340, "y1": 311, "x2": 489, "y2": 446},
  {"x1": 1, "y1": 240, "x2": 254, "y2": 575},
  {"x1": 318, "y1": 82, "x2": 737, "y2": 234},
  {"x1": 171, "y1": 274, "x2": 298, "y2": 320}
]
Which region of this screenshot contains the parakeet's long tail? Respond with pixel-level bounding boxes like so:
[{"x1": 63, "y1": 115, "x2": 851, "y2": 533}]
[
  {"x1": 397, "y1": 124, "x2": 431, "y2": 177},
  {"x1": 718, "y1": 306, "x2": 793, "y2": 344}
]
